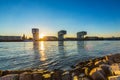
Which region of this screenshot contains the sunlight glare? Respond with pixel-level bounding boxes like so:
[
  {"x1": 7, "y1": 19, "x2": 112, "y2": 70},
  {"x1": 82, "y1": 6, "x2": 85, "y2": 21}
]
[
  {"x1": 40, "y1": 33, "x2": 44, "y2": 39},
  {"x1": 40, "y1": 41, "x2": 46, "y2": 61}
]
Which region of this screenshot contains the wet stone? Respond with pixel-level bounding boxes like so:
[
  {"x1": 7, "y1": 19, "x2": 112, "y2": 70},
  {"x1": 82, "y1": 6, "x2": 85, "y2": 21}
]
[
  {"x1": 79, "y1": 73, "x2": 85, "y2": 78},
  {"x1": 105, "y1": 54, "x2": 120, "y2": 64},
  {"x1": 19, "y1": 72, "x2": 33, "y2": 80},
  {"x1": 0, "y1": 74, "x2": 19, "y2": 80},
  {"x1": 51, "y1": 72, "x2": 61, "y2": 80},
  {"x1": 94, "y1": 60, "x2": 105, "y2": 66},
  {"x1": 51, "y1": 70, "x2": 63, "y2": 80},
  {"x1": 0, "y1": 70, "x2": 2, "y2": 77},
  {"x1": 62, "y1": 71, "x2": 72, "y2": 80},
  {"x1": 82, "y1": 77, "x2": 91, "y2": 80},
  {"x1": 84, "y1": 67, "x2": 91, "y2": 76},
  {"x1": 86, "y1": 62, "x2": 94, "y2": 69},
  {"x1": 33, "y1": 72, "x2": 43, "y2": 80},
  {"x1": 113, "y1": 56, "x2": 120, "y2": 63},
  {"x1": 90, "y1": 71, "x2": 106, "y2": 80},
  {"x1": 73, "y1": 75, "x2": 78, "y2": 80},
  {"x1": 110, "y1": 64, "x2": 120, "y2": 71},
  {"x1": 73, "y1": 66, "x2": 85, "y2": 76},
  {"x1": 108, "y1": 75, "x2": 120, "y2": 80},
  {"x1": 43, "y1": 73, "x2": 51, "y2": 80},
  {"x1": 2, "y1": 70, "x2": 10, "y2": 76},
  {"x1": 100, "y1": 64, "x2": 113, "y2": 76},
  {"x1": 89, "y1": 67, "x2": 106, "y2": 80},
  {"x1": 114, "y1": 71, "x2": 120, "y2": 75},
  {"x1": 105, "y1": 55, "x2": 115, "y2": 64},
  {"x1": 109, "y1": 63, "x2": 120, "y2": 76}
]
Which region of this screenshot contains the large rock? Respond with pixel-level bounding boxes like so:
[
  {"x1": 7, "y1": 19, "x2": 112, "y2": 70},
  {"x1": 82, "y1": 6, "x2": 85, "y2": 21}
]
[
  {"x1": 108, "y1": 75, "x2": 120, "y2": 80},
  {"x1": 105, "y1": 54, "x2": 120, "y2": 64},
  {"x1": 84, "y1": 67, "x2": 91, "y2": 76},
  {"x1": 72, "y1": 67, "x2": 84, "y2": 76},
  {"x1": 2, "y1": 71, "x2": 10, "y2": 76},
  {"x1": 51, "y1": 70, "x2": 63, "y2": 80},
  {"x1": 42, "y1": 73, "x2": 51, "y2": 80},
  {"x1": 62, "y1": 71, "x2": 72, "y2": 80},
  {"x1": 0, "y1": 74, "x2": 19, "y2": 80},
  {"x1": 0, "y1": 70, "x2": 2, "y2": 77},
  {"x1": 19, "y1": 72, "x2": 33, "y2": 80},
  {"x1": 110, "y1": 63, "x2": 120, "y2": 71},
  {"x1": 110, "y1": 63, "x2": 120, "y2": 75},
  {"x1": 33, "y1": 72, "x2": 43, "y2": 80},
  {"x1": 113, "y1": 55, "x2": 120, "y2": 63},
  {"x1": 105, "y1": 54, "x2": 114, "y2": 64},
  {"x1": 72, "y1": 75, "x2": 78, "y2": 80},
  {"x1": 89, "y1": 67, "x2": 106, "y2": 80},
  {"x1": 114, "y1": 71, "x2": 120, "y2": 75},
  {"x1": 100, "y1": 64, "x2": 113, "y2": 76}
]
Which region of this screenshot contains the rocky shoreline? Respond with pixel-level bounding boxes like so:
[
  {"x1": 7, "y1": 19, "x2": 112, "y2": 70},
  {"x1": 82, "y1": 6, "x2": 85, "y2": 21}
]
[{"x1": 1, "y1": 53, "x2": 120, "y2": 80}]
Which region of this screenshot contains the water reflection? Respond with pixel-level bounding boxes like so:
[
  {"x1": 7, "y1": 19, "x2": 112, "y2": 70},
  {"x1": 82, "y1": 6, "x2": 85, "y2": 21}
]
[
  {"x1": 58, "y1": 41, "x2": 67, "y2": 62},
  {"x1": 57, "y1": 41, "x2": 67, "y2": 69},
  {"x1": 77, "y1": 41, "x2": 86, "y2": 53},
  {"x1": 33, "y1": 41, "x2": 46, "y2": 61},
  {"x1": 33, "y1": 41, "x2": 39, "y2": 51},
  {"x1": 40, "y1": 41, "x2": 46, "y2": 61},
  {"x1": 58, "y1": 41, "x2": 64, "y2": 46},
  {"x1": 58, "y1": 41, "x2": 65, "y2": 54},
  {"x1": 33, "y1": 41, "x2": 40, "y2": 60}
]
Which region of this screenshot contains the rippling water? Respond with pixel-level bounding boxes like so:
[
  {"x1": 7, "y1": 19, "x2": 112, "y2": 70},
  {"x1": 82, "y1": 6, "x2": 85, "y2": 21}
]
[{"x1": 0, "y1": 41, "x2": 120, "y2": 70}]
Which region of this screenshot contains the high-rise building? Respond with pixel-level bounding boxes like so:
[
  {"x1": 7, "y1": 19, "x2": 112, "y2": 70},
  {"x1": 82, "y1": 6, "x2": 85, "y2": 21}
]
[
  {"x1": 77, "y1": 31, "x2": 87, "y2": 40},
  {"x1": 32, "y1": 28, "x2": 39, "y2": 41},
  {"x1": 58, "y1": 30, "x2": 67, "y2": 41}
]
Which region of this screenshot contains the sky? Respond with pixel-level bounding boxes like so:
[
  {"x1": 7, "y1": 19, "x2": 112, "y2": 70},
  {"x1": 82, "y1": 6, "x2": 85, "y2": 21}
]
[{"x1": 0, "y1": 0, "x2": 120, "y2": 38}]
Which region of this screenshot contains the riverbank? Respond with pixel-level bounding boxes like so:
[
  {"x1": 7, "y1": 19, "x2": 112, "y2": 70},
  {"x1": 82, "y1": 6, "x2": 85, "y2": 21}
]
[{"x1": 0, "y1": 53, "x2": 120, "y2": 80}]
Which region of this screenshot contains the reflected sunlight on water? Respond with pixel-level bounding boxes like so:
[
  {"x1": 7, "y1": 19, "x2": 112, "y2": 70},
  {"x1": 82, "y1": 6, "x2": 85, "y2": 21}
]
[
  {"x1": 33, "y1": 41, "x2": 46, "y2": 61},
  {"x1": 40, "y1": 41, "x2": 46, "y2": 61}
]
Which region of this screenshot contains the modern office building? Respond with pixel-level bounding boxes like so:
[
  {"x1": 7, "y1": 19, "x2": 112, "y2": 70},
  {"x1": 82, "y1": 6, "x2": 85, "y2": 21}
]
[
  {"x1": 58, "y1": 30, "x2": 67, "y2": 41},
  {"x1": 77, "y1": 31, "x2": 87, "y2": 40},
  {"x1": 32, "y1": 28, "x2": 39, "y2": 41}
]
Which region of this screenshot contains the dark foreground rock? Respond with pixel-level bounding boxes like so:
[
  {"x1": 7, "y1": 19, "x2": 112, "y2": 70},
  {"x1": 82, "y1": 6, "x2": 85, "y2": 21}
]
[{"x1": 1, "y1": 53, "x2": 120, "y2": 80}]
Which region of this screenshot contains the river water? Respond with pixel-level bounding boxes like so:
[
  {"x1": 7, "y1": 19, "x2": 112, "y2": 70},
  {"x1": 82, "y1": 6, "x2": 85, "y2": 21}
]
[{"x1": 0, "y1": 41, "x2": 120, "y2": 70}]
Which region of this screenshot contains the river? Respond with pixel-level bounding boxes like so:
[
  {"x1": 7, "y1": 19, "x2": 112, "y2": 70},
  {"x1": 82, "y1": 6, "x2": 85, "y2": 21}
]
[{"x1": 0, "y1": 41, "x2": 120, "y2": 70}]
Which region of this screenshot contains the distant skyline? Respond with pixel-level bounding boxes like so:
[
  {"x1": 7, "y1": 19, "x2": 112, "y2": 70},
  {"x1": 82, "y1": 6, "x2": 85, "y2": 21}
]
[{"x1": 0, "y1": 0, "x2": 120, "y2": 37}]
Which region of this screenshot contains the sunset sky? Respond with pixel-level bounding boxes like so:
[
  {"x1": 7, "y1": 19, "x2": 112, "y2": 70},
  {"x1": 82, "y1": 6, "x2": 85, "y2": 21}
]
[{"x1": 0, "y1": 0, "x2": 120, "y2": 37}]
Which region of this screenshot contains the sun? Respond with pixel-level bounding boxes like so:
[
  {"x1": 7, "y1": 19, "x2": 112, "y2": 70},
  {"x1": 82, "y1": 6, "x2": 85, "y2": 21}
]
[{"x1": 39, "y1": 33, "x2": 44, "y2": 39}]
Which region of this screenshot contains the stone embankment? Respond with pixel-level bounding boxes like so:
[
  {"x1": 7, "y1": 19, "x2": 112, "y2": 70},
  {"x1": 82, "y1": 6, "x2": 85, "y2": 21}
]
[{"x1": 1, "y1": 53, "x2": 120, "y2": 80}]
